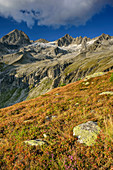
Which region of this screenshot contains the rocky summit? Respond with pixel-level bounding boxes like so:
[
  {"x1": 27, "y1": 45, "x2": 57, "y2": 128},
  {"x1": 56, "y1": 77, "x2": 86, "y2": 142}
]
[
  {"x1": 0, "y1": 29, "x2": 30, "y2": 46},
  {"x1": 0, "y1": 29, "x2": 113, "y2": 108}
]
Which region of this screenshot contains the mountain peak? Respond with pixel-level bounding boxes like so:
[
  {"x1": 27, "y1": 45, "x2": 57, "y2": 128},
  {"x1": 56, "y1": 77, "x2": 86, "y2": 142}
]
[
  {"x1": 98, "y1": 33, "x2": 111, "y2": 41},
  {"x1": 57, "y1": 34, "x2": 74, "y2": 46},
  {"x1": 0, "y1": 29, "x2": 30, "y2": 47},
  {"x1": 10, "y1": 29, "x2": 19, "y2": 33},
  {"x1": 64, "y1": 34, "x2": 72, "y2": 38}
]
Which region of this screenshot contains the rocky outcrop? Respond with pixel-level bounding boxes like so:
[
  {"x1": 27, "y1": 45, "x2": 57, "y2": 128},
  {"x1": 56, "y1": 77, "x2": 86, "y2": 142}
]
[
  {"x1": 56, "y1": 34, "x2": 90, "y2": 47},
  {"x1": 57, "y1": 34, "x2": 75, "y2": 47},
  {"x1": 75, "y1": 36, "x2": 90, "y2": 45},
  {"x1": 87, "y1": 33, "x2": 111, "y2": 52}
]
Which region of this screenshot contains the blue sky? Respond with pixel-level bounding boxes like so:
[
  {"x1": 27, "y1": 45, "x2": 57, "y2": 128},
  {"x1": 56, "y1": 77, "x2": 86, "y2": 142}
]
[{"x1": 0, "y1": 1, "x2": 113, "y2": 41}]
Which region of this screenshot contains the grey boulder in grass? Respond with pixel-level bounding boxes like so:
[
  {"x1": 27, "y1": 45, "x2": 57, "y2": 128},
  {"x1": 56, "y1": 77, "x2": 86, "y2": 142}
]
[
  {"x1": 24, "y1": 139, "x2": 48, "y2": 146},
  {"x1": 99, "y1": 91, "x2": 113, "y2": 95},
  {"x1": 73, "y1": 121, "x2": 101, "y2": 146},
  {"x1": 84, "y1": 72, "x2": 106, "y2": 81}
]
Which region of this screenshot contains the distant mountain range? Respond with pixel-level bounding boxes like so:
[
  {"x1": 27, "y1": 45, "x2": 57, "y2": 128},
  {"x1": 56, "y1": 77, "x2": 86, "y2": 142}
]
[{"x1": 0, "y1": 29, "x2": 113, "y2": 108}]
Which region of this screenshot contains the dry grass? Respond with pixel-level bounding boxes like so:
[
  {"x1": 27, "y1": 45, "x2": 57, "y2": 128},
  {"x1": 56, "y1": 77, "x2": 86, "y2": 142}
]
[
  {"x1": 0, "y1": 71, "x2": 113, "y2": 169},
  {"x1": 104, "y1": 114, "x2": 113, "y2": 142}
]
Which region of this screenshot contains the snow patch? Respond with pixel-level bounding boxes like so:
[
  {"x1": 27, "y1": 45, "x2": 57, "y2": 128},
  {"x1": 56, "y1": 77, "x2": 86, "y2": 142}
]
[
  {"x1": 87, "y1": 39, "x2": 97, "y2": 45},
  {"x1": 29, "y1": 41, "x2": 57, "y2": 48},
  {"x1": 27, "y1": 38, "x2": 98, "y2": 52}
]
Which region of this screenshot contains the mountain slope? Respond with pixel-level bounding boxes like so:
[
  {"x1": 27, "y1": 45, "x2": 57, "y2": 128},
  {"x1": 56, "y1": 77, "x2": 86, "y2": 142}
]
[
  {"x1": 0, "y1": 30, "x2": 113, "y2": 108},
  {"x1": 0, "y1": 71, "x2": 113, "y2": 169}
]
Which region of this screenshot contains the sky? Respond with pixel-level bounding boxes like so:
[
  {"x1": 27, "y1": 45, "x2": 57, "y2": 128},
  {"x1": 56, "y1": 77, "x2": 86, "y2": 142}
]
[{"x1": 0, "y1": 0, "x2": 113, "y2": 41}]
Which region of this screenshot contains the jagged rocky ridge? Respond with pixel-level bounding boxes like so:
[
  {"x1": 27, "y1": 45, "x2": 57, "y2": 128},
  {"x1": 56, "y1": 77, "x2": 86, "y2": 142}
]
[{"x1": 0, "y1": 30, "x2": 113, "y2": 108}]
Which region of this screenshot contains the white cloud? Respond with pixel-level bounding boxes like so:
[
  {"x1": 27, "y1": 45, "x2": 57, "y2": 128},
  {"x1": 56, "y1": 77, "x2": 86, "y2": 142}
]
[{"x1": 0, "y1": 0, "x2": 113, "y2": 28}]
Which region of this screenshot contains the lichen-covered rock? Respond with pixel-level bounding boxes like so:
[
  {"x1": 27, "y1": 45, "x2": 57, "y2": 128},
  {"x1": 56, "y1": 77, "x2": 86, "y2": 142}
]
[
  {"x1": 73, "y1": 121, "x2": 101, "y2": 146},
  {"x1": 24, "y1": 139, "x2": 48, "y2": 146},
  {"x1": 99, "y1": 91, "x2": 113, "y2": 95},
  {"x1": 84, "y1": 72, "x2": 106, "y2": 81}
]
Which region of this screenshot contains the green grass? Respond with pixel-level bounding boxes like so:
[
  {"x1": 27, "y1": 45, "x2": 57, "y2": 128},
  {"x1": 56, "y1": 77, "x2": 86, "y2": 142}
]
[
  {"x1": 0, "y1": 88, "x2": 17, "y2": 108},
  {"x1": 26, "y1": 78, "x2": 53, "y2": 100},
  {"x1": 110, "y1": 73, "x2": 113, "y2": 82},
  {"x1": 59, "y1": 83, "x2": 66, "y2": 87}
]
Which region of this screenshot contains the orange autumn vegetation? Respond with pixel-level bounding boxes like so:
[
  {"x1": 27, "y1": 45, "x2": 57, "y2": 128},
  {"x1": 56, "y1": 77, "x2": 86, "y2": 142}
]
[{"x1": 0, "y1": 71, "x2": 113, "y2": 169}]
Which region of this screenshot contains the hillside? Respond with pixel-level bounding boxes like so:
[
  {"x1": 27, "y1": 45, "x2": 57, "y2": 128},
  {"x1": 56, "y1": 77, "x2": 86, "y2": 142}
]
[
  {"x1": 0, "y1": 71, "x2": 113, "y2": 169},
  {"x1": 0, "y1": 30, "x2": 113, "y2": 108}
]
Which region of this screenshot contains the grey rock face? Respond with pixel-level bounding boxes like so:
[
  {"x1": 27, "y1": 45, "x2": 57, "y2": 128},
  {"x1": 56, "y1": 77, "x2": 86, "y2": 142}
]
[
  {"x1": 57, "y1": 34, "x2": 90, "y2": 47},
  {"x1": 87, "y1": 33, "x2": 111, "y2": 52},
  {"x1": 57, "y1": 34, "x2": 75, "y2": 47},
  {"x1": 75, "y1": 36, "x2": 90, "y2": 45}
]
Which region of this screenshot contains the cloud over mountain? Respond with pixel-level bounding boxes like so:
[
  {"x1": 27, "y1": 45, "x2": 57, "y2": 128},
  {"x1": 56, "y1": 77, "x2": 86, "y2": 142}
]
[{"x1": 0, "y1": 0, "x2": 113, "y2": 28}]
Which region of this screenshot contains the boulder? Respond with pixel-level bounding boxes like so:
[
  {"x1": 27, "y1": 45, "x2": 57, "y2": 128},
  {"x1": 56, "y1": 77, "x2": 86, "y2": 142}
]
[
  {"x1": 84, "y1": 72, "x2": 106, "y2": 81},
  {"x1": 57, "y1": 34, "x2": 75, "y2": 47},
  {"x1": 99, "y1": 91, "x2": 113, "y2": 95},
  {"x1": 24, "y1": 139, "x2": 48, "y2": 146},
  {"x1": 73, "y1": 121, "x2": 101, "y2": 146}
]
